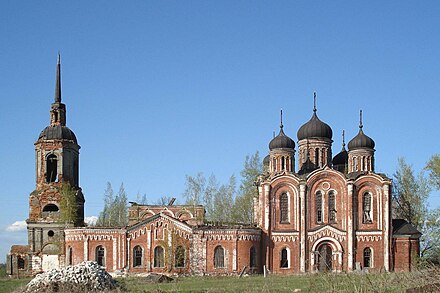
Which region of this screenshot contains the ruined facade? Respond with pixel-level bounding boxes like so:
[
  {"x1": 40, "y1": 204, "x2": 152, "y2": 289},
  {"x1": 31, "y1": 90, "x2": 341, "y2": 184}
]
[{"x1": 7, "y1": 58, "x2": 421, "y2": 276}]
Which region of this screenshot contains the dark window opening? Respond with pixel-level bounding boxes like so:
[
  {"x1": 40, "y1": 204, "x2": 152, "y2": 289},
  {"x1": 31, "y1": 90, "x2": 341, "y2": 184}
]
[
  {"x1": 364, "y1": 248, "x2": 371, "y2": 268},
  {"x1": 315, "y1": 148, "x2": 319, "y2": 166},
  {"x1": 363, "y1": 193, "x2": 372, "y2": 223},
  {"x1": 17, "y1": 257, "x2": 25, "y2": 270},
  {"x1": 250, "y1": 246, "x2": 257, "y2": 268},
  {"x1": 281, "y1": 156, "x2": 285, "y2": 170},
  {"x1": 280, "y1": 248, "x2": 288, "y2": 268},
  {"x1": 280, "y1": 193, "x2": 289, "y2": 223},
  {"x1": 47, "y1": 230, "x2": 55, "y2": 237},
  {"x1": 154, "y1": 246, "x2": 164, "y2": 268},
  {"x1": 46, "y1": 154, "x2": 58, "y2": 183},
  {"x1": 328, "y1": 191, "x2": 336, "y2": 223},
  {"x1": 133, "y1": 245, "x2": 142, "y2": 267},
  {"x1": 175, "y1": 246, "x2": 185, "y2": 268},
  {"x1": 68, "y1": 247, "x2": 73, "y2": 265},
  {"x1": 95, "y1": 246, "x2": 105, "y2": 267},
  {"x1": 54, "y1": 112, "x2": 58, "y2": 123},
  {"x1": 316, "y1": 191, "x2": 323, "y2": 223},
  {"x1": 43, "y1": 204, "x2": 59, "y2": 212},
  {"x1": 214, "y1": 246, "x2": 225, "y2": 268}
]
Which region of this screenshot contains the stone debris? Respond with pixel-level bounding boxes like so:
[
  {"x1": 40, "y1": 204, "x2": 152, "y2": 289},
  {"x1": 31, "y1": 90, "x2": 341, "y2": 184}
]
[
  {"x1": 142, "y1": 273, "x2": 174, "y2": 283},
  {"x1": 22, "y1": 261, "x2": 118, "y2": 292}
]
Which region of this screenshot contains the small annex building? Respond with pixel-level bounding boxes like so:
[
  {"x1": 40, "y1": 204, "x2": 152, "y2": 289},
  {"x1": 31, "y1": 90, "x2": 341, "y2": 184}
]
[{"x1": 7, "y1": 57, "x2": 421, "y2": 276}]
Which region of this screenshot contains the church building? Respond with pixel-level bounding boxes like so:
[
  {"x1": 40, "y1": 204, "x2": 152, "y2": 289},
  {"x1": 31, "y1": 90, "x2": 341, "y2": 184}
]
[{"x1": 7, "y1": 57, "x2": 421, "y2": 276}]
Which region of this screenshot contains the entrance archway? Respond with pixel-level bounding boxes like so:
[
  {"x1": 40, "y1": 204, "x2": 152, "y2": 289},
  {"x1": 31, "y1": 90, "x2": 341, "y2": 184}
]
[{"x1": 317, "y1": 243, "x2": 332, "y2": 272}]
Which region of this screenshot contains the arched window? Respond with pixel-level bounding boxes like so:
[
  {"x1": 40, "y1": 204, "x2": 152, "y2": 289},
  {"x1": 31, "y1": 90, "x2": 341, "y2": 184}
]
[
  {"x1": 133, "y1": 245, "x2": 143, "y2": 267},
  {"x1": 316, "y1": 191, "x2": 323, "y2": 223},
  {"x1": 46, "y1": 154, "x2": 58, "y2": 183},
  {"x1": 67, "y1": 246, "x2": 73, "y2": 265},
  {"x1": 328, "y1": 191, "x2": 336, "y2": 223},
  {"x1": 281, "y1": 156, "x2": 285, "y2": 171},
  {"x1": 42, "y1": 204, "x2": 59, "y2": 212},
  {"x1": 95, "y1": 246, "x2": 105, "y2": 267},
  {"x1": 364, "y1": 247, "x2": 372, "y2": 268},
  {"x1": 154, "y1": 246, "x2": 165, "y2": 268},
  {"x1": 353, "y1": 157, "x2": 358, "y2": 172},
  {"x1": 175, "y1": 245, "x2": 185, "y2": 268},
  {"x1": 272, "y1": 158, "x2": 276, "y2": 172},
  {"x1": 315, "y1": 148, "x2": 319, "y2": 166},
  {"x1": 363, "y1": 193, "x2": 372, "y2": 223},
  {"x1": 17, "y1": 256, "x2": 25, "y2": 270},
  {"x1": 280, "y1": 193, "x2": 289, "y2": 223},
  {"x1": 250, "y1": 246, "x2": 257, "y2": 268},
  {"x1": 214, "y1": 246, "x2": 225, "y2": 268},
  {"x1": 280, "y1": 248, "x2": 289, "y2": 268}
]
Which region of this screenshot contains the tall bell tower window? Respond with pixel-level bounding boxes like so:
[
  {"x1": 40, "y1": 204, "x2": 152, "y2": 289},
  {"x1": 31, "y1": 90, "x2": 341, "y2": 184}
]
[
  {"x1": 316, "y1": 191, "x2": 323, "y2": 223},
  {"x1": 280, "y1": 193, "x2": 289, "y2": 223},
  {"x1": 363, "y1": 193, "x2": 372, "y2": 223},
  {"x1": 328, "y1": 191, "x2": 336, "y2": 223},
  {"x1": 46, "y1": 154, "x2": 58, "y2": 183}
]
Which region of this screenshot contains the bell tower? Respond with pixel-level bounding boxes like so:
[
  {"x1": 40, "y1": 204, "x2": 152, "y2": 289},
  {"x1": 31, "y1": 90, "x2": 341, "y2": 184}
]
[{"x1": 27, "y1": 55, "x2": 84, "y2": 273}]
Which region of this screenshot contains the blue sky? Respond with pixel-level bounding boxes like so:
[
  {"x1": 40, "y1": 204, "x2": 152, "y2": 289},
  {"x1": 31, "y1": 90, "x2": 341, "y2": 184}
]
[{"x1": 1, "y1": 1, "x2": 439, "y2": 259}]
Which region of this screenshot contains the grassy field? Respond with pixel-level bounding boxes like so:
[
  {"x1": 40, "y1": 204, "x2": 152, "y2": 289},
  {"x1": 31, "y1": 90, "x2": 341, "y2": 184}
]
[{"x1": 1, "y1": 268, "x2": 439, "y2": 292}]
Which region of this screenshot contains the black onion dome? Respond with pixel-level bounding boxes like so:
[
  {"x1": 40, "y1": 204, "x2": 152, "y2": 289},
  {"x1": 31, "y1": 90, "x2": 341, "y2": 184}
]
[
  {"x1": 297, "y1": 112, "x2": 333, "y2": 141},
  {"x1": 332, "y1": 148, "x2": 348, "y2": 166},
  {"x1": 269, "y1": 128, "x2": 295, "y2": 150},
  {"x1": 348, "y1": 129, "x2": 375, "y2": 150},
  {"x1": 263, "y1": 154, "x2": 270, "y2": 166},
  {"x1": 38, "y1": 125, "x2": 77, "y2": 144}
]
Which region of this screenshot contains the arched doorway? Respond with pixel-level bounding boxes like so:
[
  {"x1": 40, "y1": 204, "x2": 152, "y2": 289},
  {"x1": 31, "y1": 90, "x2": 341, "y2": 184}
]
[{"x1": 317, "y1": 243, "x2": 332, "y2": 272}]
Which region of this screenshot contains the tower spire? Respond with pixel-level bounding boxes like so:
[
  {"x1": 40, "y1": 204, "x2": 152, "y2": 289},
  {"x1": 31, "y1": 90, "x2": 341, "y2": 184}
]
[
  {"x1": 342, "y1": 130, "x2": 346, "y2": 149},
  {"x1": 359, "y1": 110, "x2": 363, "y2": 129},
  {"x1": 313, "y1": 92, "x2": 317, "y2": 113},
  {"x1": 280, "y1": 109, "x2": 283, "y2": 129},
  {"x1": 55, "y1": 52, "x2": 61, "y2": 103}
]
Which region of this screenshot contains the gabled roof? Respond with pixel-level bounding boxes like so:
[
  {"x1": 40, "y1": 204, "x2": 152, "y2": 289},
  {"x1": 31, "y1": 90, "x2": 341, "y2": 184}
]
[
  {"x1": 127, "y1": 212, "x2": 193, "y2": 233},
  {"x1": 392, "y1": 219, "x2": 421, "y2": 237}
]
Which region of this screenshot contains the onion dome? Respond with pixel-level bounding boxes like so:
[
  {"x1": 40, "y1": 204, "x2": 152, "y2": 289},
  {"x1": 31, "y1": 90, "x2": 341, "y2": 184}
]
[
  {"x1": 297, "y1": 93, "x2": 332, "y2": 140},
  {"x1": 332, "y1": 130, "x2": 348, "y2": 166},
  {"x1": 263, "y1": 154, "x2": 270, "y2": 167},
  {"x1": 38, "y1": 125, "x2": 77, "y2": 143},
  {"x1": 348, "y1": 110, "x2": 375, "y2": 150},
  {"x1": 269, "y1": 110, "x2": 295, "y2": 150}
]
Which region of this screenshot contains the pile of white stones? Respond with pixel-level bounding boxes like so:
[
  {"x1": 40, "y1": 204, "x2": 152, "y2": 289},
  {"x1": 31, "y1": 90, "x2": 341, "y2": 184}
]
[{"x1": 23, "y1": 261, "x2": 117, "y2": 293}]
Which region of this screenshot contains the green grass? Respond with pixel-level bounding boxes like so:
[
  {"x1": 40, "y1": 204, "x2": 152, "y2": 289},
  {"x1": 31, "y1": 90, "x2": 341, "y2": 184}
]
[{"x1": 0, "y1": 269, "x2": 439, "y2": 293}]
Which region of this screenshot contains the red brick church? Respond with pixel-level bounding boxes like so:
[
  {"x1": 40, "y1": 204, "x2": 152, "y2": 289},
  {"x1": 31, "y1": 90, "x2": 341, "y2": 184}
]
[{"x1": 7, "y1": 57, "x2": 421, "y2": 276}]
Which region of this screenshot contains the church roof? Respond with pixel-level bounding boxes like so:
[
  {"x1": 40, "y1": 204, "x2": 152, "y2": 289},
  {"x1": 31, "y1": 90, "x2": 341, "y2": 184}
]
[
  {"x1": 392, "y1": 219, "x2": 421, "y2": 236},
  {"x1": 269, "y1": 110, "x2": 295, "y2": 150},
  {"x1": 347, "y1": 110, "x2": 375, "y2": 151},
  {"x1": 38, "y1": 125, "x2": 77, "y2": 143}
]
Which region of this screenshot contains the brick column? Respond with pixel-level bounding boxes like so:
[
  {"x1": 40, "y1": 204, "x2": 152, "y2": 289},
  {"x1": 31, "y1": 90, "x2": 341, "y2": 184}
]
[
  {"x1": 347, "y1": 183, "x2": 354, "y2": 271},
  {"x1": 300, "y1": 183, "x2": 306, "y2": 272}
]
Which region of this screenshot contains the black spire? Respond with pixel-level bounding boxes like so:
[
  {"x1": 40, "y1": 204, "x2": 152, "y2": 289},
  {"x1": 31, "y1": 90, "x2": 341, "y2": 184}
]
[
  {"x1": 280, "y1": 109, "x2": 283, "y2": 129},
  {"x1": 55, "y1": 52, "x2": 61, "y2": 103},
  {"x1": 313, "y1": 92, "x2": 317, "y2": 113},
  {"x1": 359, "y1": 110, "x2": 363, "y2": 129},
  {"x1": 342, "y1": 130, "x2": 346, "y2": 149}
]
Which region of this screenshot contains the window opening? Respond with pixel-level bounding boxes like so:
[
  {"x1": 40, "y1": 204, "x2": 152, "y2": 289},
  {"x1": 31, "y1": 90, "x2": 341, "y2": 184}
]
[
  {"x1": 175, "y1": 245, "x2": 185, "y2": 268},
  {"x1": 46, "y1": 154, "x2": 58, "y2": 183},
  {"x1": 364, "y1": 247, "x2": 371, "y2": 268},
  {"x1": 154, "y1": 246, "x2": 165, "y2": 268},
  {"x1": 48, "y1": 230, "x2": 55, "y2": 237},
  {"x1": 214, "y1": 246, "x2": 225, "y2": 268},
  {"x1": 363, "y1": 193, "x2": 372, "y2": 223},
  {"x1": 280, "y1": 193, "x2": 289, "y2": 223},
  {"x1": 133, "y1": 246, "x2": 142, "y2": 267},
  {"x1": 18, "y1": 256, "x2": 25, "y2": 270},
  {"x1": 280, "y1": 248, "x2": 288, "y2": 268},
  {"x1": 43, "y1": 204, "x2": 59, "y2": 212},
  {"x1": 328, "y1": 191, "x2": 336, "y2": 223},
  {"x1": 316, "y1": 191, "x2": 323, "y2": 223},
  {"x1": 95, "y1": 246, "x2": 105, "y2": 267},
  {"x1": 68, "y1": 246, "x2": 73, "y2": 266}
]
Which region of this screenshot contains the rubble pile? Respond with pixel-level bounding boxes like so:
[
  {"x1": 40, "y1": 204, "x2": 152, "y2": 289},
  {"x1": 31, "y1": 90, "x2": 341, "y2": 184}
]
[{"x1": 23, "y1": 261, "x2": 118, "y2": 292}]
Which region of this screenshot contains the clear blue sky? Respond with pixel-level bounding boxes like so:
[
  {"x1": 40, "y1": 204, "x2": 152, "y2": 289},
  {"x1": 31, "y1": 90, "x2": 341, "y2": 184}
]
[{"x1": 1, "y1": 1, "x2": 439, "y2": 259}]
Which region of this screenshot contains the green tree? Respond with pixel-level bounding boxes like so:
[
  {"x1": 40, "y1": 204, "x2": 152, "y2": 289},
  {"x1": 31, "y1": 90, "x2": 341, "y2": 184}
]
[
  {"x1": 393, "y1": 157, "x2": 430, "y2": 230},
  {"x1": 97, "y1": 182, "x2": 128, "y2": 226},
  {"x1": 59, "y1": 182, "x2": 78, "y2": 225},
  {"x1": 420, "y1": 208, "x2": 440, "y2": 264},
  {"x1": 426, "y1": 154, "x2": 440, "y2": 190},
  {"x1": 183, "y1": 172, "x2": 205, "y2": 206},
  {"x1": 232, "y1": 151, "x2": 263, "y2": 224}
]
